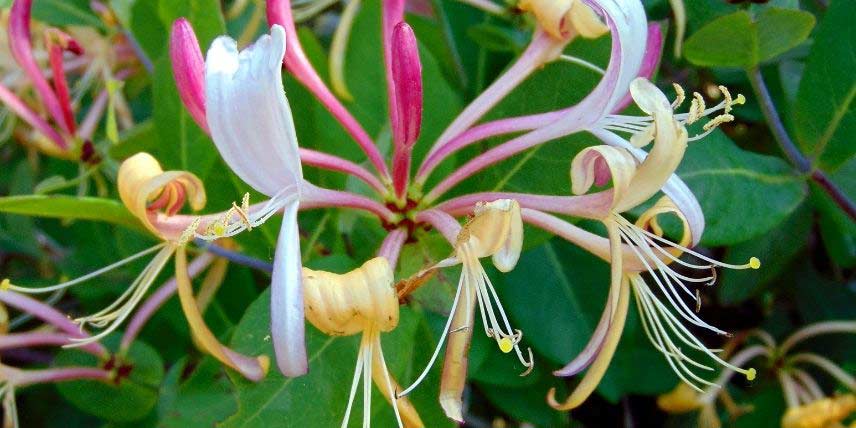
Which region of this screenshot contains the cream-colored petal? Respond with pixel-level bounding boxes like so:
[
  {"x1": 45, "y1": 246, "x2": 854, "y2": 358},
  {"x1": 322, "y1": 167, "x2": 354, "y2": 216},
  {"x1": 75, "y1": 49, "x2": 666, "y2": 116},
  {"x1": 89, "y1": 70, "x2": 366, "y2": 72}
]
[{"x1": 570, "y1": 145, "x2": 638, "y2": 212}]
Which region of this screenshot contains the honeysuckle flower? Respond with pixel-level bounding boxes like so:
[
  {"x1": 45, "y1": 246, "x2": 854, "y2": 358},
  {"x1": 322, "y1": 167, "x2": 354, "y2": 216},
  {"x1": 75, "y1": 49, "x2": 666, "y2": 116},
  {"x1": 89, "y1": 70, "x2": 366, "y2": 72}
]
[
  {"x1": 303, "y1": 257, "x2": 423, "y2": 428},
  {"x1": 2, "y1": 153, "x2": 270, "y2": 381},
  {"x1": 658, "y1": 321, "x2": 856, "y2": 428},
  {"x1": 542, "y1": 78, "x2": 759, "y2": 410},
  {"x1": 199, "y1": 24, "x2": 308, "y2": 377},
  {"x1": 400, "y1": 199, "x2": 531, "y2": 421}
]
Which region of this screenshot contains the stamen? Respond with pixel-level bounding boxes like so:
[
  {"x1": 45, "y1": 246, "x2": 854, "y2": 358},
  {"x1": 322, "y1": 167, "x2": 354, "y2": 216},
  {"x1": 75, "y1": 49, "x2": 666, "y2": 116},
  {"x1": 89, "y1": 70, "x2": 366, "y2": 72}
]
[
  {"x1": 687, "y1": 92, "x2": 705, "y2": 124},
  {"x1": 5, "y1": 244, "x2": 168, "y2": 294},
  {"x1": 718, "y1": 85, "x2": 733, "y2": 114},
  {"x1": 672, "y1": 83, "x2": 685, "y2": 109},
  {"x1": 702, "y1": 113, "x2": 734, "y2": 132},
  {"x1": 341, "y1": 341, "x2": 366, "y2": 428}
]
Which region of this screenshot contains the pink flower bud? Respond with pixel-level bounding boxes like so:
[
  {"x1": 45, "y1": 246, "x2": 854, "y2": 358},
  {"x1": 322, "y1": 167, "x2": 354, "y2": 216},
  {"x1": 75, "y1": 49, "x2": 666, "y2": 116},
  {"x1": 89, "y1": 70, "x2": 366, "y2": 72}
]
[
  {"x1": 391, "y1": 22, "x2": 423, "y2": 148},
  {"x1": 169, "y1": 18, "x2": 208, "y2": 132}
]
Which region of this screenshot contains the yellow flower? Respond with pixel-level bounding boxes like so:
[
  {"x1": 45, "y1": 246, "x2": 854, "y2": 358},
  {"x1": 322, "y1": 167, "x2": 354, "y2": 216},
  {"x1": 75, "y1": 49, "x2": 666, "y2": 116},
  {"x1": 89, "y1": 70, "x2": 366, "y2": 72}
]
[{"x1": 303, "y1": 257, "x2": 423, "y2": 428}]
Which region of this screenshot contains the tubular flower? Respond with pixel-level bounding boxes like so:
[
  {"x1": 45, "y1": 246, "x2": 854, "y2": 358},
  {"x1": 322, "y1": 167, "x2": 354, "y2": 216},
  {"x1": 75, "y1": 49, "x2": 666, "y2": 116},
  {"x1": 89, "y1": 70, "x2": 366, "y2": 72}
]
[
  {"x1": 201, "y1": 24, "x2": 306, "y2": 377},
  {"x1": 399, "y1": 199, "x2": 532, "y2": 421},
  {"x1": 547, "y1": 78, "x2": 758, "y2": 411},
  {"x1": 782, "y1": 395, "x2": 856, "y2": 428},
  {"x1": 3, "y1": 153, "x2": 269, "y2": 381},
  {"x1": 303, "y1": 257, "x2": 423, "y2": 428},
  {"x1": 518, "y1": 0, "x2": 609, "y2": 40}
]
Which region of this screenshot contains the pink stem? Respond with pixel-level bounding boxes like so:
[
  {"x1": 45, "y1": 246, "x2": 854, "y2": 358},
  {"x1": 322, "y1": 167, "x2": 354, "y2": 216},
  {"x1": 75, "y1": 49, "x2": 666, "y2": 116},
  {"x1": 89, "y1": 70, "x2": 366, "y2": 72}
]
[
  {"x1": 119, "y1": 252, "x2": 216, "y2": 352},
  {"x1": 377, "y1": 228, "x2": 407, "y2": 271},
  {"x1": 8, "y1": 0, "x2": 72, "y2": 136},
  {"x1": 520, "y1": 208, "x2": 610, "y2": 263},
  {"x1": 12, "y1": 366, "x2": 112, "y2": 386},
  {"x1": 300, "y1": 181, "x2": 397, "y2": 222},
  {"x1": 414, "y1": 209, "x2": 460, "y2": 243},
  {"x1": 426, "y1": 30, "x2": 566, "y2": 155},
  {"x1": 424, "y1": 121, "x2": 571, "y2": 202},
  {"x1": 77, "y1": 89, "x2": 109, "y2": 141},
  {"x1": 0, "y1": 291, "x2": 108, "y2": 357},
  {"x1": 435, "y1": 191, "x2": 611, "y2": 219},
  {"x1": 47, "y1": 43, "x2": 77, "y2": 134},
  {"x1": 416, "y1": 111, "x2": 563, "y2": 183},
  {"x1": 267, "y1": 0, "x2": 390, "y2": 179},
  {"x1": 299, "y1": 148, "x2": 386, "y2": 194},
  {"x1": 0, "y1": 82, "x2": 67, "y2": 148},
  {"x1": 0, "y1": 332, "x2": 101, "y2": 357}
]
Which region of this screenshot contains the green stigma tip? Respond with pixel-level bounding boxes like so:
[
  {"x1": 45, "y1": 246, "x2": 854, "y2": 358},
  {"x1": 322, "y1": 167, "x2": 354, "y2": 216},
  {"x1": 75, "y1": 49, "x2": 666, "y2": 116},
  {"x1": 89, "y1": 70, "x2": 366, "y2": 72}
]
[
  {"x1": 745, "y1": 368, "x2": 756, "y2": 381},
  {"x1": 749, "y1": 257, "x2": 761, "y2": 269}
]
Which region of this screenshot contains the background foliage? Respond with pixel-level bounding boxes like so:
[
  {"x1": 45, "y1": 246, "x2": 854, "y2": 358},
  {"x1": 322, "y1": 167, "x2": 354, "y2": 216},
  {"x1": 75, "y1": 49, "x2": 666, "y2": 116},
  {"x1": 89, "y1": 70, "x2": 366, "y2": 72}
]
[{"x1": 0, "y1": 0, "x2": 853, "y2": 426}]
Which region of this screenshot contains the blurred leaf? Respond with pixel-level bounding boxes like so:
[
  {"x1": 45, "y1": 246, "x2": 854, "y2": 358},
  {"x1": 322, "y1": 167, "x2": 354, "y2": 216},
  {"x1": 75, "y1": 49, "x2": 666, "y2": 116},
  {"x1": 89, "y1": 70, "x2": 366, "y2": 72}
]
[
  {"x1": 794, "y1": 0, "x2": 855, "y2": 170},
  {"x1": 478, "y1": 368, "x2": 570, "y2": 427},
  {"x1": 719, "y1": 203, "x2": 811, "y2": 304},
  {"x1": 684, "y1": 8, "x2": 814, "y2": 68},
  {"x1": 31, "y1": 0, "x2": 104, "y2": 29},
  {"x1": 0, "y1": 195, "x2": 144, "y2": 232},
  {"x1": 677, "y1": 130, "x2": 807, "y2": 246},
  {"x1": 109, "y1": 121, "x2": 158, "y2": 159},
  {"x1": 127, "y1": 0, "x2": 168, "y2": 61},
  {"x1": 157, "y1": 0, "x2": 226, "y2": 49},
  {"x1": 55, "y1": 336, "x2": 165, "y2": 422}
]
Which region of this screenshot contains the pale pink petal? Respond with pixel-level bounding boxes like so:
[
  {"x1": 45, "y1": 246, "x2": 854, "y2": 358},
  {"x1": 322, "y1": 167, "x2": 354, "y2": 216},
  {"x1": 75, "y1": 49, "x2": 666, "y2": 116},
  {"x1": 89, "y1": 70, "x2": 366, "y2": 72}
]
[
  {"x1": 205, "y1": 25, "x2": 302, "y2": 197},
  {"x1": 270, "y1": 201, "x2": 307, "y2": 376}
]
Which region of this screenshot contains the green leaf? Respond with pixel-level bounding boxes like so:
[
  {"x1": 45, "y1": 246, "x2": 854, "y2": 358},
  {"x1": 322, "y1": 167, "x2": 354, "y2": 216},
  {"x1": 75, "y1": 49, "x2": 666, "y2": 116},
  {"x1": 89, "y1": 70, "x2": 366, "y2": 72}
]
[
  {"x1": 719, "y1": 203, "x2": 811, "y2": 304},
  {"x1": 477, "y1": 368, "x2": 570, "y2": 427},
  {"x1": 222, "y1": 288, "x2": 453, "y2": 427},
  {"x1": 55, "y1": 336, "x2": 165, "y2": 422},
  {"x1": 0, "y1": 195, "x2": 145, "y2": 232},
  {"x1": 684, "y1": 8, "x2": 815, "y2": 68},
  {"x1": 794, "y1": 0, "x2": 855, "y2": 170},
  {"x1": 31, "y1": 0, "x2": 105, "y2": 29},
  {"x1": 677, "y1": 130, "x2": 807, "y2": 246},
  {"x1": 684, "y1": 11, "x2": 758, "y2": 68},
  {"x1": 157, "y1": 356, "x2": 237, "y2": 427}
]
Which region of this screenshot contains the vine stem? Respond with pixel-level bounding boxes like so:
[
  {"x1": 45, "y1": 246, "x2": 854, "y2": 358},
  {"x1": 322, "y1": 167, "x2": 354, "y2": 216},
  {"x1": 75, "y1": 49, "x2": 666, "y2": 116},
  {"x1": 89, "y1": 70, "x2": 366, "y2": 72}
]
[{"x1": 747, "y1": 68, "x2": 855, "y2": 220}]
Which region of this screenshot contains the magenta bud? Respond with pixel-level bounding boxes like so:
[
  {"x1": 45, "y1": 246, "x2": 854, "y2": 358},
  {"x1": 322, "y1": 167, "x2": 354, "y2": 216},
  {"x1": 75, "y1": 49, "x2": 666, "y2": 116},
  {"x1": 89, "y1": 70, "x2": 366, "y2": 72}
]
[
  {"x1": 391, "y1": 22, "x2": 423, "y2": 148},
  {"x1": 169, "y1": 18, "x2": 208, "y2": 132}
]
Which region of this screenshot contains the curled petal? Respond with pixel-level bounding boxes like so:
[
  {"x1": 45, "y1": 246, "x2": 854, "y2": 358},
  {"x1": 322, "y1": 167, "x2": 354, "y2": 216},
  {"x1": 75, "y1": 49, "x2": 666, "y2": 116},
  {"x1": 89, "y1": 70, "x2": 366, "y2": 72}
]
[
  {"x1": 271, "y1": 201, "x2": 307, "y2": 376},
  {"x1": 170, "y1": 18, "x2": 207, "y2": 132},
  {"x1": 570, "y1": 145, "x2": 637, "y2": 212},
  {"x1": 519, "y1": 0, "x2": 607, "y2": 40},
  {"x1": 569, "y1": 1, "x2": 609, "y2": 38},
  {"x1": 657, "y1": 383, "x2": 702, "y2": 414},
  {"x1": 117, "y1": 152, "x2": 206, "y2": 238},
  {"x1": 175, "y1": 247, "x2": 270, "y2": 381},
  {"x1": 464, "y1": 199, "x2": 523, "y2": 269},
  {"x1": 613, "y1": 23, "x2": 664, "y2": 113},
  {"x1": 303, "y1": 257, "x2": 399, "y2": 336},
  {"x1": 635, "y1": 196, "x2": 692, "y2": 248},
  {"x1": 629, "y1": 78, "x2": 672, "y2": 116},
  {"x1": 205, "y1": 25, "x2": 302, "y2": 197}
]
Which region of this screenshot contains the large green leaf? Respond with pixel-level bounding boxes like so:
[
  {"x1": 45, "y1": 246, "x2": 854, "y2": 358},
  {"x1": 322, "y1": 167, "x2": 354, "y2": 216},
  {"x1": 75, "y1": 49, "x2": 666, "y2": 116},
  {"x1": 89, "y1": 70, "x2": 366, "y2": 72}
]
[
  {"x1": 683, "y1": 8, "x2": 815, "y2": 68},
  {"x1": 55, "y1": 336, "x2": 165, "y2": 422},
  {"x1": 794, "y1": 0, "x2": 855, "y2": 170},
  {"x1": 0, "y1": 195, "x2": 144, "y2": 232},
  {"x1": 677, "y1": 130, "x2": 807, "y2": 246},
  {"x1": 31, "y1": 0, "x2": 104, "y2": 29},
  {"x1": 157, "y1": 356, "x2": 237, "y2": 427}
]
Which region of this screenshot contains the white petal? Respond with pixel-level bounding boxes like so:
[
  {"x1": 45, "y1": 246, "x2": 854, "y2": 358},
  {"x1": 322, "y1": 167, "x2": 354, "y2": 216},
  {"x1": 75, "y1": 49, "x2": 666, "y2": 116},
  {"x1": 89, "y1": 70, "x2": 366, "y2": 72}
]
[
  {"x1": 270, "y1": 201, "x2": 307, "y2": 376},
  {"x1": 629, "y1": 78, "x2": 671, "y2": 115},
  {"x1": 205, "y1": 25, "x2": 303, "y2": 197}
]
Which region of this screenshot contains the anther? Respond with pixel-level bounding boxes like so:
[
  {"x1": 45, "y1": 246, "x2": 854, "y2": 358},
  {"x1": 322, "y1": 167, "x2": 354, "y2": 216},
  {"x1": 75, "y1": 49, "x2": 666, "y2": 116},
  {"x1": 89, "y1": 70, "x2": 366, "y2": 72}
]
[
  {"x1": 671, "y1": 83, "x2": 686, "y2": 109},
  {"x1": 719, "y1": 85, "x2": 733, "y2": 114},
  {"x1": 702, "y1": 114, "x2": 734, "y2": 131},
  {"x1": 179, "y1": 217, "x2": 202, "y2": 245},
  {"x1": 0, "y1": 279, "x2": 10, "y2": 291},
  {"x1": 749, "y1": 257, "x2": 761, "y2": 269}
]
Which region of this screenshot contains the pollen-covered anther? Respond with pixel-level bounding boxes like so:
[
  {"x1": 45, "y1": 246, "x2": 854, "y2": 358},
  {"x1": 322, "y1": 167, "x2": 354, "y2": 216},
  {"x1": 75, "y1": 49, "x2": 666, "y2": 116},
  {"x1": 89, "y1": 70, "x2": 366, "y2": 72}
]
[
  {"x1": 671, "y1": 83, "x2": 686, "y2": 109},
  {"x1": 231, "y1": 193, "x2": 254, "y2": 231},
  {"x1": 179, "y1": 217, "x2": 202, "y2": 246},
  {"x1": 687, "y1": 92, "x2": 706, "y2": 124},
  {"x1": 702, "y1": 113, "x2": 734, "y2": 132}
]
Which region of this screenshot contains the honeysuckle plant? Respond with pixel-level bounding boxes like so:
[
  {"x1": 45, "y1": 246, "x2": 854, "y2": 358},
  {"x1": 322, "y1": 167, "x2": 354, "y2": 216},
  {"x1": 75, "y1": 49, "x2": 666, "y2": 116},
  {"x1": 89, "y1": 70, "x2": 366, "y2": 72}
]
[{"x1": 0, "y1": 0, "x2": 852, "y2": 426}]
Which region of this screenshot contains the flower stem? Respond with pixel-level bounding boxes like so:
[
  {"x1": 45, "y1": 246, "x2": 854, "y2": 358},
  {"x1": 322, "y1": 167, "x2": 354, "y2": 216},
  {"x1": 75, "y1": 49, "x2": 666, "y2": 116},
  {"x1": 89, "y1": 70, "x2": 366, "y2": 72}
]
[{"x1": 746, "y1": 68, "x2": 855, "y2": 220}]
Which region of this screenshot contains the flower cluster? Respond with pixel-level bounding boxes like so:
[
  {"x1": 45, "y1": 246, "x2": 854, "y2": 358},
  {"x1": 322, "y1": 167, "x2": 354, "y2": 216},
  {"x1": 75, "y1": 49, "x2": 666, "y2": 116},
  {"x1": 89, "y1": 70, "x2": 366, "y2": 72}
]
[{"x1": 0, "y1": 0, "x2": 777, "y2": 426}]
